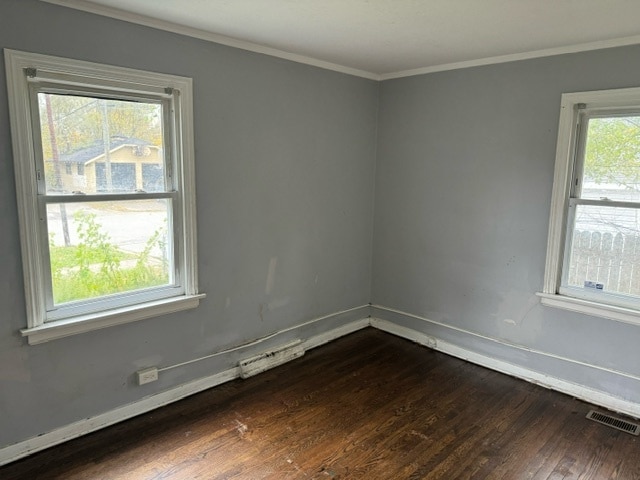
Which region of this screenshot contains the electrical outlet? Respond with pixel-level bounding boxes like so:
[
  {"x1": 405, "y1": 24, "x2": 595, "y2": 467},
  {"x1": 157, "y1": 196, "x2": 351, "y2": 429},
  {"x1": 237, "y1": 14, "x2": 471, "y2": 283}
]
[{"x1": 136, "y1": 367, "x2": 158, "y2": 385}]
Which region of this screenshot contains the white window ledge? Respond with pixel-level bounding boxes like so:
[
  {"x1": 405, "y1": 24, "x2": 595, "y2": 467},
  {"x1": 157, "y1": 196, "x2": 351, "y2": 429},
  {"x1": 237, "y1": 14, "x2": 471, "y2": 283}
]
[
  {"x1": 537, "y1": 292, "x2": 640, "y2": 327},
  {"x1": 21, "y1": 294, "x2": 206, "y2": 345}
]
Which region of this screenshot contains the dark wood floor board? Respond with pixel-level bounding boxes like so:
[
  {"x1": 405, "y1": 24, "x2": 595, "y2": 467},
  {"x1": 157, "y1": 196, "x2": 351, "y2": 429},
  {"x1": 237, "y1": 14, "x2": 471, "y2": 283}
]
[
  {"x1": 296, "y1": 353, "x2": 498, "y2": 478},
  {"x1": 525, "y1": 414, "x2": 612, "y2": 480},
  {"x1": 559, "y1": 426, "x2": 614, "y2": 479},
  {"x1": 260, "y1": 346, "x2": 470, "y2": 472},
  {"x1": 394, "y1": 367, "x2": 544, "y2": 478},
  {"x1": 459, "y1": 392, "x2": 562, "y2": 477},
  {"x1": 2, "y1": 328, "x2": 640, "y2": 479},
  {"x1": 482, "y1": 402, "x2": 574, "y2": 479}
]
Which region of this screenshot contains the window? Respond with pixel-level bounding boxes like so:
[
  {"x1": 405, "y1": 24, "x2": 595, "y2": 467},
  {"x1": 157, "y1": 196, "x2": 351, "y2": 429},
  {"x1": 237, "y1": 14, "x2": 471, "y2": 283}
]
[
  {"x1": 5, "y1": 49, "x2": 203, "y2": 344},
  {"x1": 540, "y1": 87, "x2": 640, "y2": 325}
]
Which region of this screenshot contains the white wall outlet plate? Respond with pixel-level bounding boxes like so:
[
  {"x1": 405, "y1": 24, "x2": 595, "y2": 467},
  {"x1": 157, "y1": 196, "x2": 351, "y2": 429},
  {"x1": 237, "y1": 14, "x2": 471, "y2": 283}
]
[{"x1": 136, "y1": 367, "x2": 159, "y2": 385}]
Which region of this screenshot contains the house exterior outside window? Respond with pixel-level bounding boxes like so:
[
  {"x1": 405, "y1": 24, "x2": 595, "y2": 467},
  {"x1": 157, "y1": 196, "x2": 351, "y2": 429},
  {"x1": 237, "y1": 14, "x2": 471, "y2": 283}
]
[{"x1": 4, "y1": 49, "x2": 204, "y2": 344}]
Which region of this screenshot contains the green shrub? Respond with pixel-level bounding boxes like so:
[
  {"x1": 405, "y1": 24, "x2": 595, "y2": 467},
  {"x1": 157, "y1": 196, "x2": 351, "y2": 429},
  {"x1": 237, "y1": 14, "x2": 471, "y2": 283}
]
[{"x1": 49, "y1": 211, "x2": 169, "y2": 304}]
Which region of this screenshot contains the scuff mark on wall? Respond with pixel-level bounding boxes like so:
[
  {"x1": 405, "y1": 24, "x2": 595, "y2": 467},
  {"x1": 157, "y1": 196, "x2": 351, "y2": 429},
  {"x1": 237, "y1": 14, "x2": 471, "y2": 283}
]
[
  {"x1": 268, "y1": 297, "x2": 290, "y2": 311},
  {"x1": 265, "y1": 257, "x2": 278, "y2": 295}
]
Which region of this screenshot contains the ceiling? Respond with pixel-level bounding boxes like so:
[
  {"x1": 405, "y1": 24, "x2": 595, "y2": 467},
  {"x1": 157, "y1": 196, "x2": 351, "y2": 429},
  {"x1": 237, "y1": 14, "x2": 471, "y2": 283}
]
[{"x1": 44, "y1": 0, "x2": 640, "y2": 80}]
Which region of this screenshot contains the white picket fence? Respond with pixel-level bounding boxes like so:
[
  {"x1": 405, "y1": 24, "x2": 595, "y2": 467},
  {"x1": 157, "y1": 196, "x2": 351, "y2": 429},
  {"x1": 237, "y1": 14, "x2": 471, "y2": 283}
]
[{"x1": 568, "y1": 230, "x2": 640, "y2": 295}]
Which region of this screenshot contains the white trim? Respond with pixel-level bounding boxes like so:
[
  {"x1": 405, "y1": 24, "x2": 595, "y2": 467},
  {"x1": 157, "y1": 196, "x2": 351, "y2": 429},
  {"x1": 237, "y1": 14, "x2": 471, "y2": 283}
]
[
  {"x1": 370, "y1": 306, "x2": 640, "y2": 419},
  {"x1": 371, "y1": 318, "x2": 437, "y2": 349},
  {"x1": 542, "y1": 94, "x2": 578, "y2": 294},
  {"x1": 537, "y1": 292, "x2": 640, "y2": 327},
  {"x1": 380, "y1": 35, "x2": 640, "y2": 80},
  {"x1": 0, "y1": 312, "x2": 371, "y2": 466},
  {"x1": 176, "y1": 79, "x2": 199, "y2": 297},
  {"x1": 304, "y1": 317, "x2": 370, "y2": 350},
  {"x1": 40, "y1": 1, "x2": 640, "y2": 81},
  {"x1": 371, "y1": 305, "x2": 640, "y2": 384},
  {"x1": 21, "y1": 294, "x2": 206, "y2": 345},
  {"x1": 40, "y1": 0, "x2": 379, "y2": 81},
  {"x1": 541, "y1": 86, "x2": 640, "y2": 315},
  {"x1": 5, "y1": 306, "x2": 640, "y2": 466},
  {"x1": 372, "y1": 317, "x2": 640, "y2": 418},
  {"x1": 557, "y1": 87, "x2": 640, "y2": 109},
  {"x1": 154, "y1": 305, "x2": 370, "y2": 373},
  {"x1": 0, "y1": 367, "x2": 239, "y2": 467},
  {"x1": 5, "y1": 49, "x2": 194, "y2": 93},
  {"x1": 4, "y1": 49, "x2": 202, "y2": 338},
  {"x1": 239, "y1": 340, "x2": 305, "y2": 379}
]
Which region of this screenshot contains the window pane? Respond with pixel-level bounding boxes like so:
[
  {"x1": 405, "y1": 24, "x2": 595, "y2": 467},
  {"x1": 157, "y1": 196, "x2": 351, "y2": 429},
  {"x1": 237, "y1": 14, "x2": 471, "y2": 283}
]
[
  {"x1": 38, "y1": 93, "x2": 165, "y2": 194},
  {"x1": 47, "y1": 199, "x2": 172, "y2": 305},
  {"x1": 567, "y1": 204, "x2": 640, "y2": 297},
  {"x1": 581, "y1": 116, "x2": 640, "y2": 202}
]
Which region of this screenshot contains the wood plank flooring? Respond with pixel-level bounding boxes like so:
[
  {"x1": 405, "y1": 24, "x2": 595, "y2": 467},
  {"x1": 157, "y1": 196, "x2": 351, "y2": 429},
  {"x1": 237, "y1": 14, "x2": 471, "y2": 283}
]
[{"x1": 2, "y1": 328, "x2": 639, "y2": 479}]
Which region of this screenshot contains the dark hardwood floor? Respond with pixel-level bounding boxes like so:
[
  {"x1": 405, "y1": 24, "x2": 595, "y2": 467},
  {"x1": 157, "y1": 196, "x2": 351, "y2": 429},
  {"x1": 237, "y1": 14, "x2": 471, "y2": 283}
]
[{"x1": 2, "y1": 328, "x2": 639, "y2": 479}]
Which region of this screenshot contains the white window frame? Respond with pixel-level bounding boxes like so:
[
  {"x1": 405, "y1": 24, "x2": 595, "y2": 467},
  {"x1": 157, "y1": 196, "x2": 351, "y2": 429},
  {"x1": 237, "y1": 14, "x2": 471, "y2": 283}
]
[
  {"x1": 5, "y1": 49, "x2": 204, "y2": 344},
  {"x1": 539, "y1": 86, "x2": 640, "y2": 326}
]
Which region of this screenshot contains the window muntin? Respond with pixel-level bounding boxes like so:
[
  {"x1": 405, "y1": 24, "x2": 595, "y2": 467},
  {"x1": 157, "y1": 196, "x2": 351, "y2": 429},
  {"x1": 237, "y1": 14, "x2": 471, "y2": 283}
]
[
  {"x1": 558, "y1": 105, "x2": 640, "y2": 311},
  {"x1": 31, "y1": 86, "x2": 183, "y2": 320},
  {"x1": 537, "y1": 88, "x2": 640, "y2": 324},
  {"x1": 5, "y1": 49, "x2": 201, "y2": 342}
]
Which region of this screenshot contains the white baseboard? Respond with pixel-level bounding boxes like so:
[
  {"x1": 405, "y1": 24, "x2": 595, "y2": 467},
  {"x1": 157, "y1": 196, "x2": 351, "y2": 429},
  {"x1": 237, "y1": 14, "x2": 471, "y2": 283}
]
[
  {"x1": 371, "y1": 315, "x2": 640, "y2": 420},
  {"x1": 305, "y1": 317, "x2": 370, "y2": 350},
  {"x1": 7, "y1": 305, "x2": 639, "y2": 467},
  {"x1": 0, "y1": 367, "x2": 240, "y2": 467},
  {"x1": 0, "y1": 313, "x2": 370, "y2": 467}
]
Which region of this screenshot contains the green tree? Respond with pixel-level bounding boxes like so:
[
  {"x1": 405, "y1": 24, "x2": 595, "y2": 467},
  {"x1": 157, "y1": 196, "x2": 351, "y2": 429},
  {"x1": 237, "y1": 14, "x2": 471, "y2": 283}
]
[
  {"x1": 38, "y1": 93, "x2": 162, "y2": 160},
  {"x1": 584, "y1": 116, "x2": 640, "y2": 189}
]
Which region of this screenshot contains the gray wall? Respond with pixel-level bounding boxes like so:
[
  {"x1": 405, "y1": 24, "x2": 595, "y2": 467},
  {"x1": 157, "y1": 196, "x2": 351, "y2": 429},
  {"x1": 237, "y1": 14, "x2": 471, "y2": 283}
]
[
  {"x1": 0, "y1": 0, "x2": 378, "y2": 447},
  {"x1": 4, "y1": 0, "x2": 640, "y2": 454},
  {"x1": 373, "y1": 46, "x2": 640, "y2": 404}
]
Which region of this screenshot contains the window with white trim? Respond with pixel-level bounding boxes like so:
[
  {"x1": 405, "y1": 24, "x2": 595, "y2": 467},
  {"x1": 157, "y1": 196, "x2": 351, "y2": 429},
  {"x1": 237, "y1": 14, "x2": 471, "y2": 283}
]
[
  {"x1": 4, "y1": 50, "x2": 203, "y2": 344},
  {"x1": 540, "y1": 87, "x2": 640, "y2": 325}
]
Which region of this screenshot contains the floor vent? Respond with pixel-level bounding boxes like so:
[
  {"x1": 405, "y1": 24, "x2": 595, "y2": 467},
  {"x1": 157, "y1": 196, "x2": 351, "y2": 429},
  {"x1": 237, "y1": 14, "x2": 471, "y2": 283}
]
[{"x1": 586, "y1": 410, "x2": 640, "y2": 436}]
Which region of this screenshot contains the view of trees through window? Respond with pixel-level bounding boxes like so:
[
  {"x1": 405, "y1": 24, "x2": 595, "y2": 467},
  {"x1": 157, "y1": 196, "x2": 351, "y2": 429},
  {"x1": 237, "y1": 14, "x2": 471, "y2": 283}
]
[
  {"x1": 39, "y1": 93, "x2": 171, "y2": 305},
  {"x1": 567, "y1": 115, "x2": 640, "y2": 297}
]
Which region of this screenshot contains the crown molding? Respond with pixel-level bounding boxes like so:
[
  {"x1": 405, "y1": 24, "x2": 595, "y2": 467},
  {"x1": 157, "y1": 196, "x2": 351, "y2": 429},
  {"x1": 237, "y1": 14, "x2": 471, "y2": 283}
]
[
  {"x1": 41, "y1": 0, "x2": 640, "y2": 82},
  {"x1": 40, "y1": 0, "x2": 381, "y2": 81},
  {"x1": 379, "y1": 34, "x2": 640, "y2": 80}
]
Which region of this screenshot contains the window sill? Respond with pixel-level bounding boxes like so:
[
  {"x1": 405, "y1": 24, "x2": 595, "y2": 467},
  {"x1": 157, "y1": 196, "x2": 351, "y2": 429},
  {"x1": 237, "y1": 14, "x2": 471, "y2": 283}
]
[
  {"x1": 537, "y1": 292, "x2": 640, "y2": 327},
  {"x1": 21, "y1": 294, "x2": 206, "y2": 345}
]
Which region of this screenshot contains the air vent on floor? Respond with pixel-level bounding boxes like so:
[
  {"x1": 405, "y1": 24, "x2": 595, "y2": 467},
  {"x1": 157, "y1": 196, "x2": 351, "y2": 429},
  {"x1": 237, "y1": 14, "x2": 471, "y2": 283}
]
[{"x1": 586, "y1": 410, "x2": 640, "y2": 436}]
